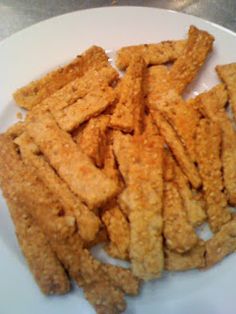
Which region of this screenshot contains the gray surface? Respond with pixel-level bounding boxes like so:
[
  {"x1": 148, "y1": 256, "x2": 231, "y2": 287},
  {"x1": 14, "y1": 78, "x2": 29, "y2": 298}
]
[{"x1": 0, "y1": 0, "x2": 236, "y2": 42}]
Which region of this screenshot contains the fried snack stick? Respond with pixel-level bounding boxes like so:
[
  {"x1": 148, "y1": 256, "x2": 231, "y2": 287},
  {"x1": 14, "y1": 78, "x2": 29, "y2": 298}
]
[
  {"x1": 174, "y1": 163, "x2": 206, "y2": 227},
  {"x1": 169, "y1": 25, "x2": 214, "y2": 94},
  {"x1": 73, "y1": 115, "x2": 110, "y2": 168},
  {"x1": 110, "y1": 56, "x2": 145, "y2": 134},
  {"x1": 113, "y1": 132, "x2": 164, "y2": 280},
  {"x1": 206, "y1": 219, "x2": 236, "y2": 267},
  {"x1": 13, "y1": 46, "x2": 109, "y2": 110},
  {"x1": 27, "y1": 112, "x2": 119, "y2": 209},
  {"x1": 163, "y1": 181, "x2": 198, "y2": 253},
  {"x1": 0, "y1": 134, "x2": 76, "y2": 239},
  {"x1": 196, "y1": 119, "x2": 231, "y2": 232},
  {"x1": 116, "y1": 40, "x2": 186, "y2": 70},
  {"x1": 216, "y1": 63, "x2": 236, "y2": 121},
  {"x1": 15, "y1": 132, "x2": 100, "y2": 242},
  {"x1": 190, "y1": 84, "x2": 236, "y2": 205},
  {"x1": 46, "y1": 66, "x2": 118, "y2": 132},
  {"x1": 102, "y1": 205, "x2": 130, "y2": 260},
  {"x1": 151, "y1": 110, "x2": 201, "y2": 188},
  {"x1": 157, "y1": 90, "x2": 200, "y2": 162},
  {"x1": 165, "y1": 241, "x2": 205, "y2": 271}
]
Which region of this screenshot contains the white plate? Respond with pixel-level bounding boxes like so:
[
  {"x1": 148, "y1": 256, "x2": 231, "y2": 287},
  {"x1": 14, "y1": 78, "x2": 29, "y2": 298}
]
[{"x1": 0, "y1": 6, "x2": 236, "y2": 314}]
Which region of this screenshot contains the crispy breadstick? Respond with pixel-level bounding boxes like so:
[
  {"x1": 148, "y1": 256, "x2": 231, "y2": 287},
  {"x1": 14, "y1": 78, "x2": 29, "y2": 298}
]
[
  {"x1": 165, "y1": 241, "x2": 205, "y2": 271},
  {"x1": 196, "y1": 119, "x2": 231, "y2": 232},
  {"x1": 157, "y1": 90, "x2": 200, "y2": 162},
  {"x1": 110, "y1": 56, "x2": 145, "y2": 134},
  {"x1": 13, "y1": 46, "x2": 109, "y2": 110},
  {"x1": 174, "y1": 163, "x2": 206, "y2": 227},
  {"x1": 216, "y1": 63, "x2": 236, "y2": 121},
  {"x1": 73, "y1": 115, "x2": 110, "y2": 167},
  {"x1": 151, "y1": 110, "x2": 201, "y2": 188},
  {"x1": 0, "y1": 134, "x2": 76, "y2": 240},
  {"x1": 15, "y1": 132, "x2": 100, "y2": 242},
  {"x1": 206, "y1": 219, "x2": 236, "y2": 267},
  {"x1": 116, "y1": 40, "x2": 186, "y2": 70},
  {"x1": 169, "y1": 26, "x2": 214, "y2": 94},
  {"x1": 27, "y1": 112, "x2": 119, "y2": 209},
  {"x1": 0, "y1": 200, "x2": 70, "y2": 294},
  {"x1": 113, "y1": 131, "x2": 164, "y2": 280},
  {"x1": 102, "y1": 205, "x2": 130, "y2": 260},
  {"x1": 163, "y1": 181, "x2": 198, "y2": 253}
]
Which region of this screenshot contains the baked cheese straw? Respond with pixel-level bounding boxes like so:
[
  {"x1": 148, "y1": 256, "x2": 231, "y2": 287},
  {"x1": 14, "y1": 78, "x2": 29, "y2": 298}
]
[
  {"x1": 216, "y1": 63, "x2": 236, "y2": 121},
  {"x1": 190, "y1": 84, "x2": 236, "y2": 206},
  {"x1": 196, "y1": 119, "x2": 231, "y2": 232},
  {"x1": 73, "y1": 115, "x2": 110, "y2": 168},
  {"x1": 206, "y1": 219, "x2": 236, "y2": 267},
  {"x1": 169, "y1": 26, "x2": 214, "y2": 94},
  {"x1": 163, "y1": 181, "x2": 198, "y2": 253},
  {"x1": 110, "y1": 56, "x2": 145, "y2": 134},
  {"x1": 165, "y1": 241, "x2": 205, "y2": 271},
  {"x1": 13, "y1": 46, "x2": 109, "y2": 110},
  {"x1": 151, "y1": 110, "x2": 201, "y2": 188},
  {"x1": 27, "y1": 112, "x2": 119, "y2": 209},
  {"x1": 15, "y1": 132, "x2": 100, "y2": 242},
  {"x1": 113, "y1": 132, "x2": 164, "y2": 280},
  {"x1": 102, "y1": 205, "x2": 130, "y2": 260},
  {"x1": 0, "y1": 200, "x2": 70, "y2": 294},
  {"x1": 174, "y1": 163, "x2": 206, "y2": 227},
  {"x1": 0, "y1": 134, "x2": 76, "y2": 240},
  {"x1": 157, "y1": 90, "x2": 200, "y2": 162},
  {"x1": 116, "y1": 40, "x2": 186, "y2": 70}
]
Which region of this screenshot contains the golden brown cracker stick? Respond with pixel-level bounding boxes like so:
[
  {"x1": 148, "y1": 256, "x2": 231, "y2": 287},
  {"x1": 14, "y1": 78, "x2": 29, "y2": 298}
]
[
  {"x1": 2, "y1": 199, "x2": 70, "y2": 295},
  {"x1": 174, "y1": 163, "x2": 206, "y2": 227},
  {"x1": 102, "y1": 205, "x2": 130, "y2": 260},
  {"x1": 169, "y1": 26, "x2": 214, "y2": 94},
  {"x1": 163, "y1": 181, "x2": 198, "y2": 253},
  {"x1": 116, "y1": 40, "x2": 186, "y2": 70},
  {"x1": 15, "y1": 132, "x2": 100, "y2": 242},
  {"x1": 113, "y1": 131, "x2": 164, "y2": 280},
  {"x1": 13, "y1": 46, "x2": 109, "y2": 110},
  {"x1": 151, "y1": 110, "x2": 201, "y2": 188},
  {"x1": 0, "y1": 134, "x2": 76, "y2": 240},
  {"x1": 196, "y1": 119, "x2": 231, "y2": 232},
  {"x1": 206, "y1": 219, "x2": 236, "y2": 267},
  {"x1": 157, "y1": 90, "x2": 200, "y2": 162},
  {"x1": 27, "y1": 111, "x2": 119, "y2": 209},
  {"x1": 73, "y1": 115, "x2": 110, "y2": 168},
  {"x1": 110, "y1": 56, "x2": 145, "y2": 134},
  {"x1": 6, "y1": 121, "x2": 25, "y2": 139},
  {"x1": 216, "y1": 63, "x2": 236, "y2": 121},
  {"x1": 163, "y1": 150, "x2": 175, "y2": 182},
  {"x1": 165, "y1": 241, "x2": 205, "y2": 271}
]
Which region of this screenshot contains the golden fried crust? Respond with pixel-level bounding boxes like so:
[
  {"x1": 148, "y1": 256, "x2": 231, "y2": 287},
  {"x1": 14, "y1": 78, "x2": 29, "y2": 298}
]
[
  {"x1": 15, "y1": 132, "x2": 100, "y2": 242},
  {"x1": 196, "y1": 119, "x2": 231, "y2": 232},
  {"x1": 73, "y1": 115, "x2": 110, "y2": 168},
  {"x1": 4, "y1": 200, "x2": 70, "y2": 294},
  {"x1": 116, "y1": 40, "x2": 186, "y2": 70},
  {"x1": 163, "y1": 181, "x2": 198, "y2": 253},
  {"x1": 110, "y1": 56, "x2": 146, "y2": 134},
  {"x1": 165, "y1": 241, "x2": 206, "y2": 271},
  {"x1": 13, "y1": 46, "x2": 109, "y2": 110},
  {"x1": 151, "y1": 110, "x2": 201, "y2": 188},
  {"x1": 27, "y1": 112, "x2": 119, "y2": 209},
  {"x1": 113, "y1": 132, "x2": 164, "y2": 280},
  {"x1": 216, "y1": 63, "x2": 236, "y2": 121},
  {"x1": 102, "y1": 205, "x2": 130, "y2": 260},
  {"x1": 206, "y1": 219, "x2": 236, "y2": 267},
  {"x1": 0, "y1": 134, "x2": 76, "y2": 240},
  {"x1": 157, "y1": 90, "x2": 200, "y2": 162},
  {"x1": 174, "y1": 163, "x2": 206, "y2": 227},
  {"x1": 169, "y1": 26, "x2": 214, "y2": 94}
]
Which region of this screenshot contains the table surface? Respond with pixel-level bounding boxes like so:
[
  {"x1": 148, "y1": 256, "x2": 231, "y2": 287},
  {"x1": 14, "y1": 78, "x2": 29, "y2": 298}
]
[{"x1": 0, "y1": 0, "x2": 236, "y2": 42}]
